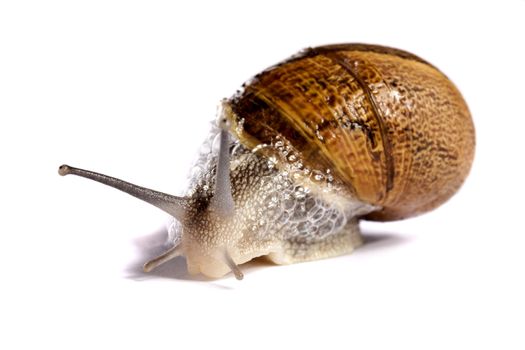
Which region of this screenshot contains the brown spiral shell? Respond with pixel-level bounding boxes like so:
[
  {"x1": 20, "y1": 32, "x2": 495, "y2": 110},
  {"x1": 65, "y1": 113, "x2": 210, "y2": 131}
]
[{"x1": 227, "y1": 44, "x2": 475, "y2": 221}]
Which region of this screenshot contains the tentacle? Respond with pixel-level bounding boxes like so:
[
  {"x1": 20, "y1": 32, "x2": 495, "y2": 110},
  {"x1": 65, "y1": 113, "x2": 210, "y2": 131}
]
[
  {"x1": 209, "y1": 113, "x2": 235, "y2": 216},
  {"x1": 223, "y1": 249, "x2": 243, "y2": 280},
  {"x1": 59, "y1": 164, "x2": 190, "y2": 222},
  {"x1": 143, "y1": 245, "x2": 183, "y2": 272}
]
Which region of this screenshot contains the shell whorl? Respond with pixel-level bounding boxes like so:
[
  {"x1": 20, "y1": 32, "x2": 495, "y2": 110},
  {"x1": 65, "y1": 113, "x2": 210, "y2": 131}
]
[{"x1": 227, "y1": 44, "x2": 475, "y2": 221}]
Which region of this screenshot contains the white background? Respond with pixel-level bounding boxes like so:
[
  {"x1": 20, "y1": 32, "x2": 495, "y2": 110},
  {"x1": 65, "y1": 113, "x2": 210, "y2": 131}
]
[{"x1": 1, "y1": 0, "x2": 524, "y2": 349}]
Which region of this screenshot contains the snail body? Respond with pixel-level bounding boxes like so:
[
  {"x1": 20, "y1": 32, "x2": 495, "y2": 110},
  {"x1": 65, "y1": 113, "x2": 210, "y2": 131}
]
[{"x1": 59, "y1": 43, "x2": 475, "y2": 279}]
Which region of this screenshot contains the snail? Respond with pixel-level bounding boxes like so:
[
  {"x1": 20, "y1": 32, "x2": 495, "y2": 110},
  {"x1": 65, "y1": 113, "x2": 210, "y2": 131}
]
[{"x1": 59, "y1": 43, "x2": 475, "y2": 280}]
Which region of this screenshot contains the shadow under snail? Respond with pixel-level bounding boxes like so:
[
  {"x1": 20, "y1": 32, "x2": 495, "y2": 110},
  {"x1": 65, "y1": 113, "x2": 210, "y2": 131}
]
[{"x1": 59, "y1": 43, "x2": 475, "y2": 280}]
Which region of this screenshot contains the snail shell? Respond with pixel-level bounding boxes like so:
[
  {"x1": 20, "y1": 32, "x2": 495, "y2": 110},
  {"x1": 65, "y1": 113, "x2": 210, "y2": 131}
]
[{"x1": 228, "y1": 43, "x2": 475, "y2": 221}]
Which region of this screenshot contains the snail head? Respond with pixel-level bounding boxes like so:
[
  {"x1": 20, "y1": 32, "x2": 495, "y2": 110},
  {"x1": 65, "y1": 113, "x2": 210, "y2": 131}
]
[{"x1": 58, "y1": 110, "x2": 245, "y2": 280}]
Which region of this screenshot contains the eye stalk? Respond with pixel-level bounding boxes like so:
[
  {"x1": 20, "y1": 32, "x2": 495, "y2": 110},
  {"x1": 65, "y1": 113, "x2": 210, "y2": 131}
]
[
  {"x1": 58, "y1": 164, "x2": 190, "y2": 222},
  {"x1": 210, "y1": 110, "x2": 235, "y2": 217}
]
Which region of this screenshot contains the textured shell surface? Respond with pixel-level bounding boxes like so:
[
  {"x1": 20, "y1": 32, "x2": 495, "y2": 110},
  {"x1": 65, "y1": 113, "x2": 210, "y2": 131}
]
[{"x1": 227, "y1": 43, "x2": 475, "y2": 221}]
